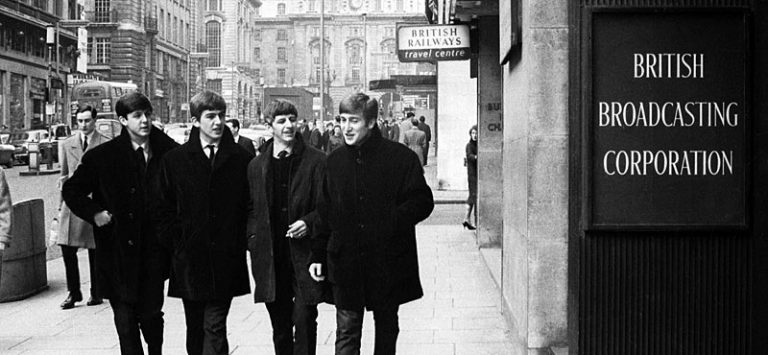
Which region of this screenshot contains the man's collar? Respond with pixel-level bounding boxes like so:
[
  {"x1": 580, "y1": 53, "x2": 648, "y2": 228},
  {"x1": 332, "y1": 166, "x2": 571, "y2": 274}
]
[
  {"x1": 199, "y1": 135, "x2": 220, "y2": 149},
  {"x1": 131, "y1": 140, "x2": 148, "y2": 151},
  {"x1": 272, "y1": 140, "x2": 294, "y2": 158}
]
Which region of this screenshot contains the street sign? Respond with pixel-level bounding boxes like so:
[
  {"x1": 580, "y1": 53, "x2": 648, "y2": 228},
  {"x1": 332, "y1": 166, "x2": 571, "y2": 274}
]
[{"x1": 396, "y1": 24, "x2": 470, "y2": 62}]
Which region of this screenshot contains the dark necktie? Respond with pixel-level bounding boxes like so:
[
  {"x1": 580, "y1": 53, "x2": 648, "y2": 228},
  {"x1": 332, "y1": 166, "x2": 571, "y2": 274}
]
[
  {"x1": 83, "y1": 136, "x2": 88, "y2": 151},
  {"x1": 136, "y1": 147, "x2": 146, "y2": 176},
  {"x1": 277, "y1": 150, "x2": 288, "y2": 159},
  {"x1": 207, "y1": 144, "x2": 216, "y2": 167}
]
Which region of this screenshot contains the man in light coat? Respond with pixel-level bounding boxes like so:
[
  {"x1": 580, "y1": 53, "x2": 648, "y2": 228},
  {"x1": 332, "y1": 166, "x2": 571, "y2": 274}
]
[{"x1": 56, "y1": 105, "x2": 109, "y2": 309}]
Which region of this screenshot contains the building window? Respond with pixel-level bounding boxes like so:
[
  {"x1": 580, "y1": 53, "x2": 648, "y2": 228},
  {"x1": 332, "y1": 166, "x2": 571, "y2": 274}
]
[
  {"x1": 277, "y1": 30, "x2": 287, "y2": 41},
  {"x1": 167, "y1": 13, "x2": 171, "y2": 39},
  {"x1": 308, "y1": 0, "x2": 316, "y2": 12},
  {"x1": 95, "y1": 0, "x2": 110, "y2": 22},
  {"x1": 396, "y1": 0, "x2": 403, "y2": 11},
  {"x1": 255, "y1": 29, "x2": 261, "y2": 41},
  {"x1": 254, "y1": 47, "x2": 260, "y2": 60},
  {"x1": 207, "y1": 79, "x2": 222, "y2": 93},
  {"x1": 95, "y1": 38, "x2": 111, "y2": 64},
  {"x1": 277, "y1": 47, "x2": 286, "y2": 62},
  {"x1": 311, "y1": 26, "x2": 320, "y2": 37},
  {"x1": 160, "y1": 9, "x2": 164, "y2": 37},
  {"x1": 206, "y1": 21, "x2": 221, "y2": 67},
  {"x1": 347, "y1": 44, "x2": 362, "y2": 65},
  {"x1": 254, "y1": 68, "x2": 260, "y2": 78},
  {"x1": 277, "y1": 3, "x2": 286, "y2": 15},
  {"x1": 208, "y1": 0, "x2": 219, "y2": 11},
  {"x1": 277, "y1": 69, "x2": 286, "y2": 84},
  {"x1": 173, "y1": 16, "x2": 178, "y2": 44},
  {"x1": 351, "y1": 68, "x2": 360, "y2": 81},
  {"x1": 32, "y1": 0, "x2": 46, "y2": 10}
]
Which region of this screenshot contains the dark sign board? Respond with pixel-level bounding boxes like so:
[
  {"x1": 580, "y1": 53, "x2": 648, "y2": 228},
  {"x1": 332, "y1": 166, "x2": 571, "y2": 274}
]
[
  {"x1": 589, "y1": 11, "x2": 749, "y2": 228},
  {"x1": 397, "y1": 24, "x2": 470, "y2": 62}
]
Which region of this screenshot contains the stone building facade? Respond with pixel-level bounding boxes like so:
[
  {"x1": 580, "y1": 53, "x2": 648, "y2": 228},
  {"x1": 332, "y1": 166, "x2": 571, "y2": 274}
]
[
  {"x1": 251, "y1": 0, "x2": 434, "y2": 117},
  {"x1": 0, "y1": 0, "x2": 80, "y2": 130},
  {"x1": 82, "y1": 0, "x2": 197, "y2": 122}
]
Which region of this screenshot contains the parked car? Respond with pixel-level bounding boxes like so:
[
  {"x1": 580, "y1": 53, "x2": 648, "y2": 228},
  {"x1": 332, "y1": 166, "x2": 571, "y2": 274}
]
[
  {"x1": 0, "y1": 135, "x2": 14, "y2": 168},
  {"x1": 95, "y1": 118, "x2": 122, "y2": 139},
  {"x1": 10, "y1": 129, "x2": 50, "y2": 165}
]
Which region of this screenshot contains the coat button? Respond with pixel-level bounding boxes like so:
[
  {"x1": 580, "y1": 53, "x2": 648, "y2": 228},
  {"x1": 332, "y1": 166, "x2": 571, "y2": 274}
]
[
  {"x1": 127, "y1": 240, "x2": 134, "y2": 246},
  {"x1": 128, "y1": 213, "x2": 134, "y2": 219},
  {"x1": 129, "y1": 187, "x2": 136, "y2": 194},
  {"x1": 356, "y1": 158, "x2": 362, "y2": 164}
]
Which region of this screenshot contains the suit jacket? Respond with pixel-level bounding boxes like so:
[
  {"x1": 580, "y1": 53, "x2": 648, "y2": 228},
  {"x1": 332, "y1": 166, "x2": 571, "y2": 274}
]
[
  {"x1": 62, "y1": 127, "x2": 179, "y2": 302},
  {"x1": 57, "y1": 131, "x2": 109, "y2": 248},
  {"x1": 417, "y1": 122, "x2": 432, "y2": 142},
  {"x1": 157, "y1": 127, "x2": 251, "y2": 301},
  {"x1": 236, "y1": 135, "x2": 257, "y2": 157}
]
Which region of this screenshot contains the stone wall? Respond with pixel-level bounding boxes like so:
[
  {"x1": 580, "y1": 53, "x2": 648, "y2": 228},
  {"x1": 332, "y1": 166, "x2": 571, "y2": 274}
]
[{"x1": 501, "y1": 0, "x2": 569, "y2": 353}]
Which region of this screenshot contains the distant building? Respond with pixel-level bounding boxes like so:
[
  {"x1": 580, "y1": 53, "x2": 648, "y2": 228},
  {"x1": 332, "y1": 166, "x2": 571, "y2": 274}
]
[
  {"x1": 82, "y1": 0, "x2": 200, "y2": 123},
  {"x1": 0, "y1": 0, "x2": 81, "y2": 130},
  {"x1": 201, "y1": 0, "x2": 262, "y2": 123},
  {"x1": 246, "y1": 0, "x2": 435, "y2": 119}
]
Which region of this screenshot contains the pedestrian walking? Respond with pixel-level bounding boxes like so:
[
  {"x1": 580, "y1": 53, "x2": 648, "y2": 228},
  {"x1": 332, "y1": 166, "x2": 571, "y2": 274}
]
[
  {"x1": 56, "y1": 105, "x2": 108, "y2": 309},
  {"x1": 463, "y1": 125, "x2": 478, "y2": 230},
  {"x1": 310, "y1": 93, "x2": 434, "y2": 355},
  {"x1": 326, "y1": 125, "x2": 344, "y2": 153},
  {"x1": 63, "y1": 92, "x2": 179, "y2": 355},
  {"x1": 417, "y1": 116, "x2": 432, "y2": 166},
  {"x1": 403, "y1": 117, "x2": 427, "y2": 166},
  {"x1": 247, "y1": 99, "x2": 329, "y2": 355},
  {"x1": 156, "y1": 91, "x2": 251, "y2": 355},
  {"x1": 398, "y1": 111, "x2": 415, "y2": 143},
  {"x1": 225, "y1": 118, "x2": 257, "y2": 157},
  {"x1": 388, "y1": 118, "x2": 399, "y2": 142},
  {"x1": 309, "y1": 119, "x2": 324, "y2": 151}
]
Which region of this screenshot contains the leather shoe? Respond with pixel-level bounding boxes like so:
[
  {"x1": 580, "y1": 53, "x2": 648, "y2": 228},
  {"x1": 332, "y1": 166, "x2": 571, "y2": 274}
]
[
  {"x1": 60, "y1": 292, "x2": 83, "y2": 310},
  {"x1": 86, "y1": 297, "x2": 103, "y2": 306}
]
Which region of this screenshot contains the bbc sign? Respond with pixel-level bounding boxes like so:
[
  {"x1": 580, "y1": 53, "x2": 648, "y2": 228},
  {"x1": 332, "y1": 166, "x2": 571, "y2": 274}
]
[{"x1": 397, "y1": 24, "x2": 470, "y2": 62}]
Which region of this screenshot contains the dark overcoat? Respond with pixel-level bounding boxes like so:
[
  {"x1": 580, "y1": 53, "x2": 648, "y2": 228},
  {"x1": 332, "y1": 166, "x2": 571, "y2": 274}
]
[
  {"x1": 313, "y1": 126, "x2": 434, "y2": 311},
  {"x1": 247, "y1": 135, "x2": 328, "y2": 304},
  {"x1": 62, "y1": 127, "x2": 179, "y2": 303},
  {"x1": 236, "y1": 135, "x2": 257, "y2": 157},
  {"x1": 156, "y1": 127, "x2": 251, "y2": 301}
]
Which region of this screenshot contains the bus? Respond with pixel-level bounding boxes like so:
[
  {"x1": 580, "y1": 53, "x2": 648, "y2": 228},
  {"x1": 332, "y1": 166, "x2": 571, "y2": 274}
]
[{"x1": 70, "y1": 81, "x2": 138, "y2": 121}]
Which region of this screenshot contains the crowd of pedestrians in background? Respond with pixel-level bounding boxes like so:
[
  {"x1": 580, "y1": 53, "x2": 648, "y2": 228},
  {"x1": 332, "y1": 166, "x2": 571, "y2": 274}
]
[{"x1": 57, "y1": 90, "x2": 434, "y2": 355}]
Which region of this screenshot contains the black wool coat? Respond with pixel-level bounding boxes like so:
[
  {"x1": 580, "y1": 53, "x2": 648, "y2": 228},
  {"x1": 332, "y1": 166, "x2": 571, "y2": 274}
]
[
  {"x1": 313, "y1": 126, "x2": 434, "y2": 311},
  {"x1": 247, "y1": 135, "x2": 329, "y2": 304},
  {"x1": 62, "y1": 127, "x2": 179, "y2": 303},
  {"x1": 156, "y1": 127, "x2": 251, "y2": 301}
]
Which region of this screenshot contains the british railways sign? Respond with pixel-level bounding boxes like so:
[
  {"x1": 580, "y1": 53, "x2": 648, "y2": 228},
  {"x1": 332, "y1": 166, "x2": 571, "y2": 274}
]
[{"x1": 397, "y1": 24, "x2": 470, "y2": 62}]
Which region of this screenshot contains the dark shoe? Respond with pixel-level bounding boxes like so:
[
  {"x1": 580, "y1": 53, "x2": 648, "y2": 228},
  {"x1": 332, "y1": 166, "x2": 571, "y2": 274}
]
[
  {"x1": 86, "y1": 297, "x2": 103, "y2": 306},
  {"x1": 60, "y1": 292, "x2": 83, "y2": 310},
  {"x1": 462, "y1": 221, "x2": 477, "y2": 230}
]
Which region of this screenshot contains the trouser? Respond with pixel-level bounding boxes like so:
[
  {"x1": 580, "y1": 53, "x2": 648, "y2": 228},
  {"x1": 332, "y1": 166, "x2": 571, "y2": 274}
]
[
  {"x1": 109, "y1": 280, "x2": 165, "y2": 355},
  {"x1": 335, "y1": 305, "x2": 400, "y2": 355},
  {"x1": 61, "y1": 245, "x2": 99, "y2": 297},
  {"x1": 182, "y1": 298, "x2": 233, "y2": 355},
  {"x1": 264, "y1": 264, "x2": 319, "y2": 355},
  {"x1": 423, "y1": 142, "x2": 430, "y2": 165}
]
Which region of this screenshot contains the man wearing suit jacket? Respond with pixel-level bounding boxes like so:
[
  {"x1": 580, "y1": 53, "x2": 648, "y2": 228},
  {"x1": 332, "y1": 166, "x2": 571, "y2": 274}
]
[
  {"x1": 225, "y1": 118, "x2": 256, "y2": 157},
  {"x1": 63, "y1": 92, "x2": 179, "y2": 355},
  {"x1": 56, "y1": 105, "x2": 109, "y2": 310}
]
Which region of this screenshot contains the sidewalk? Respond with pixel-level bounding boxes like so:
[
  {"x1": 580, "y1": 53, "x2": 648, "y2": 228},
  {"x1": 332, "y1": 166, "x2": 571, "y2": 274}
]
[{"x1": 0, "y1": 224, "x2": 514, "y2": 354}]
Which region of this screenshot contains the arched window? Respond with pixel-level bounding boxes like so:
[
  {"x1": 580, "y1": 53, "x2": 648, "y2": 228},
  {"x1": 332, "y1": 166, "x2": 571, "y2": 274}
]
[{"x1": 206, "y1": 21, "x2": 221, "y2": 67}]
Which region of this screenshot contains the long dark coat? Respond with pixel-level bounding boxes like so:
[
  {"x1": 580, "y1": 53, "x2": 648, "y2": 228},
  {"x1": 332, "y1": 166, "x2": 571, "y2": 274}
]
[
  {"x1": 247, "y1": 135, "x2": 328, "y2": 305},
  {"x1": 156, "y1": 127, "x2": 251, "y2": 301},
  {"x1": 313, "y1": 126, "x2": 434, "y2": 311},
  {"x1": 62, "y1": 127, "x2": 179, "y2": 303}
]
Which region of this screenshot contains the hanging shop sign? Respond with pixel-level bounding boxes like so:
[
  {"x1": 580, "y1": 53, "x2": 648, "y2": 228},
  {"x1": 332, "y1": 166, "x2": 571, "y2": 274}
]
[
  {"x1": 588, "y1": 11, "x2": 749, "y2": 229},
  {"x1": 397, "y1": 24, "x2": 470, "y2": 62}
]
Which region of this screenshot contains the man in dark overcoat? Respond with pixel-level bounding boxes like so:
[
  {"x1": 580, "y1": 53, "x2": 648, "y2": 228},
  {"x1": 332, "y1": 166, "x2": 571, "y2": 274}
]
[
  {"x1": 417, "y1": 115, "x2": 432, "y2": 166},
  {"x1": 247, "y1": 99, "x2": 328, "y2": 355},
  {"x1": 225, "y1": 118, "x2": 257, "y2": 157},
  {"x1": 63, "y1": 92, "x2": 179, "y2": 355},
  {"x1": 309, "y1": 93, "x2": 434, "y2": 355},
  {"x1": 156, "y1": 91, "x2": 251, "y2": 355}
]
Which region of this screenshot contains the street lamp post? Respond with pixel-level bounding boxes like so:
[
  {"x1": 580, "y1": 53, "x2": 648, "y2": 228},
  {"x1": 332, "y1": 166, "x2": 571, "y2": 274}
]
[{"x1": 320, "y1": 0, "x2": 325, "y2": 122}]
